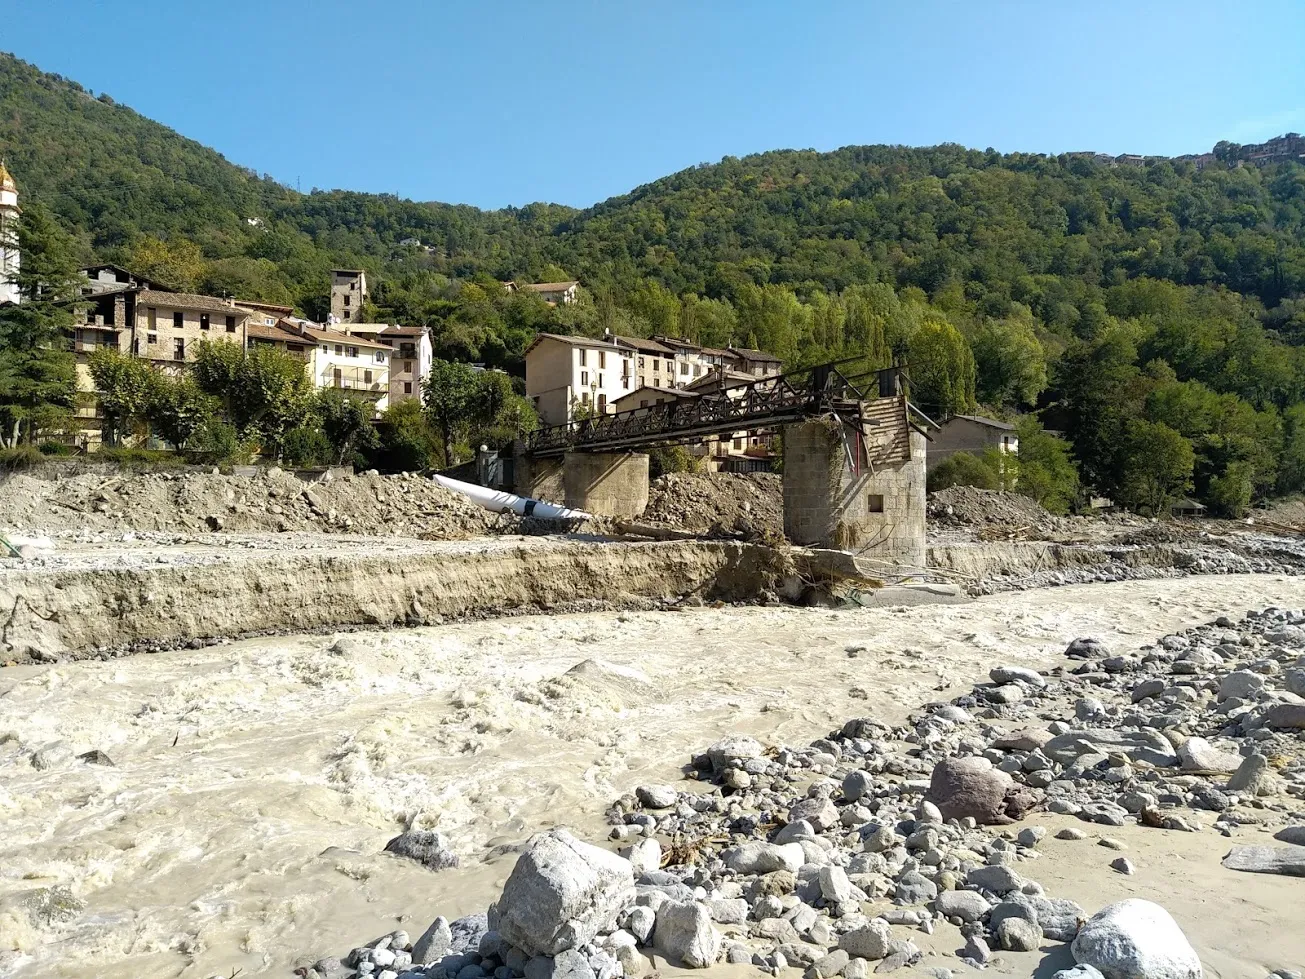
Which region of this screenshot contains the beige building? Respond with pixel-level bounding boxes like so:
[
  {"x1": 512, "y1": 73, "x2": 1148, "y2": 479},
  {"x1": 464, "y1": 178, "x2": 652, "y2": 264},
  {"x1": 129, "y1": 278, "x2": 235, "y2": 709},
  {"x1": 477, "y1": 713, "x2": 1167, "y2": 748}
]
[
  {"x1": 613, "y1": 335, "x2": 680, "y2": 390},
  {"x1": 524, "y1": 333, "x2": 633, "y2": 426},
  {"x1": 330, "y1": 269, "x2": 369, "y2": 323},
  {"x1": 130, "y1": 290, "x2": 254, "y2": 373},
  {"x1": 335, "y1": 323, "x2": 433, "y2": 406},
  {"x1": 505, "y1": 280, "x2": 579, "y2": 305},
  {"x1": 926, "y1": 414, "x2": 1018, "y2": 471},
  {"x1": 246, "y1": 319, "x2": 391, "y2": 416}
]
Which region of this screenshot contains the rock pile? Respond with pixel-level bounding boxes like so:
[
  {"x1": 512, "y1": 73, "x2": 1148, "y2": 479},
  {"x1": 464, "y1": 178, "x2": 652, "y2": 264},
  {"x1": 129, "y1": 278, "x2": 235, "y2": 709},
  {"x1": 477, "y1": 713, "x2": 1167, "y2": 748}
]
[
  {"x1": 927, "y1": 486, "x2": 1066, "y2": 531},
  {"x1": 0, "y1": 468, "x2": 504, "y2": 539},
  {"x1": 315, "y1": 606, "x2": 1305, "y2": 979},
  {"x1": 641, "y1": 472, "x2": 783, "y2": 539}
]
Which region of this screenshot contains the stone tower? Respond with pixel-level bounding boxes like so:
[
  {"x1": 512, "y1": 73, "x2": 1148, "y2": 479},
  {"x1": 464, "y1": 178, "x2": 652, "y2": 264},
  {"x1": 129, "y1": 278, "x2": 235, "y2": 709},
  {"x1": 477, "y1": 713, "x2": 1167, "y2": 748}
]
[
  {"x1": 330, "y1": 268, "x2": 368, "y2": 324},
  {"x1": 0, "y1": 161, "x2": 19, "y2": 305}
]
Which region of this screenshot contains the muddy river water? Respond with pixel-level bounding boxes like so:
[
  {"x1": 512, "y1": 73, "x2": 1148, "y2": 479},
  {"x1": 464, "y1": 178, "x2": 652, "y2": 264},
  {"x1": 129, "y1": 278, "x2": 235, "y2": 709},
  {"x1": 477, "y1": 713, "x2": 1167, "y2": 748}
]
[{"x1": 3, "y1": 574, "x2": 1304, "y2": 979}]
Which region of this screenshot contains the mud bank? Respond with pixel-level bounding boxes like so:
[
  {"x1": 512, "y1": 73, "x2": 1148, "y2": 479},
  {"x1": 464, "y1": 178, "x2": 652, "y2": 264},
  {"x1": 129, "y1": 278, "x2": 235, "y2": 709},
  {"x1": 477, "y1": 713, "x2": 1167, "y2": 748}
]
[{"x1": 0, "y1": 536, "x2": 785, "y2": 663}]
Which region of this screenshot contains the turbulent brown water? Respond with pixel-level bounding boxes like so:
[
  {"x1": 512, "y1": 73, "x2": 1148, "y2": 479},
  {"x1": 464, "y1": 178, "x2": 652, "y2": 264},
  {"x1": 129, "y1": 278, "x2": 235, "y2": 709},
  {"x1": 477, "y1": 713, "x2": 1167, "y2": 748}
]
[{"x1": 3, "y1": 574, "x2": 1304, "y2": 979}]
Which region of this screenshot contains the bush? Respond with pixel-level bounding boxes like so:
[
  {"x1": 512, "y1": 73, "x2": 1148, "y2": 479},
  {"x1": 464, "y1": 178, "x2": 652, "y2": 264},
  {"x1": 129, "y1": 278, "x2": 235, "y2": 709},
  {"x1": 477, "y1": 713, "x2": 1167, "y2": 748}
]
[
  {"x1": 0, "y1": 445, "x2": 45, "y2": 471},
  {"x1": 927, "y1": 451, "x2": 998, "y2": 492},
  {"x1": 38, "y1": 440, "x2": 74, "y2": 456},
  {"x1": 281, "y1": 426, "x2": 333, "y2": 468},
  {"x1": 648, "y1": 444, "x2": 701, "y2": 479},
  {"x1": 184, "y1": 417, "x2": 244, "y2": 465},
  {"x1": 1013, "y1": 418, "x2": 1080, "y2": 515},
  {"x1": 1207, "y1": 461, "x2": 1253, "y2": 518},
  {"x1": 94, "y1": 447, "x2": 186, "y2": 468},
  {"x1": 369, "y1": 399, "x2": 442, "y2": 473}
]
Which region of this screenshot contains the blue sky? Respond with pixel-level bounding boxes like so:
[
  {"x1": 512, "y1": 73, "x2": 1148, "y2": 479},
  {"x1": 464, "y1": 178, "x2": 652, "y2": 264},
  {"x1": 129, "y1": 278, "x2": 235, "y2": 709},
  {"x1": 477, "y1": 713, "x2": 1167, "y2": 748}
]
[{"x1": 0, "y1": 0, "x2": 1301, "y2": 209}]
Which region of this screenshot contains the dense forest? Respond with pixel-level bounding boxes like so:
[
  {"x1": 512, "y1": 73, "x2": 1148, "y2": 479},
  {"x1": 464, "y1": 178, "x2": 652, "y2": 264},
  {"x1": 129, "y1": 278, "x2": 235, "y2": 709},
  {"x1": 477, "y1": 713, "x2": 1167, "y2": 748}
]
[{"x1": 4, "y1": 51, "x2": 1305, "y2": 514}]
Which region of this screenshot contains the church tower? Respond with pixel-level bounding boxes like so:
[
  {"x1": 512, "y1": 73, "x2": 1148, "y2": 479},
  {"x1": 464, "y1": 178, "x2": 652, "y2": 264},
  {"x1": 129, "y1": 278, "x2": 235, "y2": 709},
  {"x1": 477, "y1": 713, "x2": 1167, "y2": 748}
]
[{"x1": 0, "y1": 161, "x2": 19, "y2": 305}]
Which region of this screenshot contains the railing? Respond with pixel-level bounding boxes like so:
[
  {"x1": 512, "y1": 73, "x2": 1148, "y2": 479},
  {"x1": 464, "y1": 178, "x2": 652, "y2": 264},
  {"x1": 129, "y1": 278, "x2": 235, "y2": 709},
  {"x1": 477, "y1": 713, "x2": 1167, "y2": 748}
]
[{"x1": 526, "y1": 359, "x2": 896, "y2": 457}]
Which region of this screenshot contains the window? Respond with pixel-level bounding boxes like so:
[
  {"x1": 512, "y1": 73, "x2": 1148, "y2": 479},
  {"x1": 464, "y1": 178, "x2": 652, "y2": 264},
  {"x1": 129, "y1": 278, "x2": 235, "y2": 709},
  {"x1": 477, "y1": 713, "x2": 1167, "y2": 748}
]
[
  {"x1": 581, "y1": 392, "x2": 591, "y2": 405},
  {"x1": 580, "y1": 370, "x2": 589, "y2": 386},
  {"x1": 680, "y1": 363, "x2": 689, "y2": 375},
  {"x1": 335, "y1": 344, "x2": 343, "y2": 355},
  {"x1": 578, "y1": 349, "x2": 587, "y2": 366},
  {"x1": 867, "y1": 495, "x2": 885, "y2": 514},
  {"x1": 639, "y1": 399, "x2": 649, "y2": 408},
  {"x1": 654, "y1": 377, "x2": 661, "y2": 387},
  {"x1": 666, "y1": 360, "x2": 673, "y2": 373},
  {"x1": 638, "y1": 356, "x2": 645, "y2": 368},
  {"x1": 404, "y1": 360, "x2": 413, "y2": 372},
  {"x1": 597, "y1": 374, "x2": 603, "y2": 388},
  {"x1": 131, "y1": 337, "x2": 139, "y2": 355},
  {"x1": 733, "y1": 438, "x2": 742, "y2": 450},
  {"x1": 343, "y1": 294, "x2": 351, "y2": 307},
  {"x1": 622, "y1": 376, "x2": 629, "y2": 389},
  {"x1": 173, "y1": 338, "x2": 185, "y2": 361},
  {"x1": 147, "y1": 332, "x2": 157, "y2": 345},
  {"x1": 200, "y1": 313, "x2": 210, "y2": 331},
  {"x1": 226, "y1": 315, "x2": 236, "y2": 333},
  {"x1": 656, "y1": 397, "x2": 665, "y2": 405},
  {"x1": 173, "y1": 311, "x2": 184, "y2": 329},
  {"x1": 404, "y1": 382, "x2": 413, "y2": 395},
  {"x1": 148, "y1": 307, "x2": 157, "y2": 329},
  {"x1": 598, "y1": 351, "x2": 606, "y2": 369},
  {"x1": 364, "y1": 370, "x2": 372, "y2": 384},
  {"x1": 652, "y1": 359, "x2": 659, "y2": 372},
  {"x1": 349, "y1": 346, "x2": 359, "y2": 358},
  {"x1": 376, "y1": 351, "x2": 385, "y2": 363},
  {"x1": 598, "y1": 394, "x2": 606, "y2": 412}
]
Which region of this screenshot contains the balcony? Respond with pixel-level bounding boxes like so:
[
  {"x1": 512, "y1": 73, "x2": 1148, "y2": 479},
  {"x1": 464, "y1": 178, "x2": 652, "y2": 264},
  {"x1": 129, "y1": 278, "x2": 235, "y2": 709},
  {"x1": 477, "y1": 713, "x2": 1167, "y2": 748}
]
[{"x1": 325, "y1": 365, "x2": 388, "y2": 397}]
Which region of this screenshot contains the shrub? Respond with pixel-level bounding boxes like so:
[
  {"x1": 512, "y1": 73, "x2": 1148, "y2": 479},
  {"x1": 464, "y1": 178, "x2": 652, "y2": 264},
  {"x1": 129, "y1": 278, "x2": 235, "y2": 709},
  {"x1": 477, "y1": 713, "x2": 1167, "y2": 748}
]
[
  {"x1": 38, "y1": 441, "x2": 74, "y2": 456},
  {"x1": 648, "y1": 444, "x2": 701, "y2": 479},
  {"x1": 281, "y1": 426, "x2": 333, "y2": 468},
  {"x1": 369, "y1": 399, "x2": 442, "y2": 473},
  {"x1": 0, "y1": 445, "x2": 45, "y2": 471},
  {"x1": 927, "y1": 451, "x2": 998, "y2": 492},
  {"x1": 185, "y1": 417, "x2": 244, "y2": 465},
  {"x1": 94, "y1": 447, "x2": 186, "y2": 468}
]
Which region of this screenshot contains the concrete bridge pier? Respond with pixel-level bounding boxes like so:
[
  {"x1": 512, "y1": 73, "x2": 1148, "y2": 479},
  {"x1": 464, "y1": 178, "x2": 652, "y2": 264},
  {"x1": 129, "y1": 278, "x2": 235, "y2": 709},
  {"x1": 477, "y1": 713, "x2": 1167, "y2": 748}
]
[
  {"x1": 782, "y1": 402, "x2": 926, "y2": 570},
  {"x1": 516, "y1": 450, "x2": 649, "y2": 519}
]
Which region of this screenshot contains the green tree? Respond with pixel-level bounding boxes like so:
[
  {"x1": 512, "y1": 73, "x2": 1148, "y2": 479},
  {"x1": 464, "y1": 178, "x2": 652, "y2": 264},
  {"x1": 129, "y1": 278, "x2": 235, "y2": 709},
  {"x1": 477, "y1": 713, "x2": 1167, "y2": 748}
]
[
  {"x1": 422, "y1": 358, "x2": 481, "y2": 465},
  {"x1": 926, "y1": 452, "x2": 998, "y2": 492},
  {"x1": 191, "y1": 340, "x2": 311, "y2": 453},
  {"x1": 371, "y1": 397, "x2": 442, "y2": 472},
  {"x1": 315, "y1": 388, "x2": 378, "y2": 465},
  {"x1": 1116, "y1": 419, "x2": 1195, "y2": 515},
  {"x1": 0, "y1": 202, "x2": 83, "y2": 445},
  {"x1": 1013, "y1": 418, "x2": 1080, "y2": 514},
  {"x1": 147, "y1": 374, "x2": 218, "y2": 450},
  {"x1": 968, "y1": 306, "x2": 1047, "y2": 407},
  {"x1": 88, "y1": 349, "x2": 157, "y2": 446},
  {"x1": 907, "y1": 318, "x2": 976, "y2": 416},
  {"x1": 127, "y1": 235, "x2": 207, "y2": 291}
]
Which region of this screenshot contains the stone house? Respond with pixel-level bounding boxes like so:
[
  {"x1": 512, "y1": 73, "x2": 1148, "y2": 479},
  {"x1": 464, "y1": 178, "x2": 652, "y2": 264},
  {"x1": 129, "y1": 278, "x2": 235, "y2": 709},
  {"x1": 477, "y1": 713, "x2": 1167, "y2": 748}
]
[{"x1": 927, "y1": 414, "x2": 1018, "y2": 471}]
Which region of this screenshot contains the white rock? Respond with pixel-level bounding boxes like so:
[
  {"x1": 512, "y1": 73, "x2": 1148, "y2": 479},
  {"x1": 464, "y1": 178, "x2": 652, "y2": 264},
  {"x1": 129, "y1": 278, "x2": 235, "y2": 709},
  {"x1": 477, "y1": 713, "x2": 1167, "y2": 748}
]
[
  {"x1": 1178, "y1": 737, "x2": 1242, "y2": 774},
  {"x1": 722, "y1": 841, "x2": 804, "y2": 875},
  {"x1": 653, "y1": 901, "x2": 721, "y2": 968},
  {"x1": 990, "y1": 665, "x2": 1047, "y2": 688},
  {"x1": 495, "y1": 829, "x2": 636, "y2": 956},
  {"x1": 619, "y1": 838, "x2": 662, "y2": 876},
  {"x1": 839, "y1": 918, "x2": 892, "y2": 960},
  {"x1": 1071, "y1": 899, "x2": 1201, "y2": 979},
  {"x1": 635, "y1": 785, "x2": 678, "y2": 809}
]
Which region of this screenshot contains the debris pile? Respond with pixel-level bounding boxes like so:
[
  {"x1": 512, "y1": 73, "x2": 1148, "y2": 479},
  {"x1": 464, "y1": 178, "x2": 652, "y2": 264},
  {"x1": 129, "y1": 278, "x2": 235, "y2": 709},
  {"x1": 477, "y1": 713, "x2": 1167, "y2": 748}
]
[
  {"x1": 0, "y1": 468, "x2": 507, "y2": 540},
  {"x1": 927, "y1": 486, "x2": 1064, "y2": 531},
  {"x1": 315, "y1": 606, "x2": 1305, "y2": 979},
  {"x1": 641, "y1": 472, "x2": 783, "y2": 538}
]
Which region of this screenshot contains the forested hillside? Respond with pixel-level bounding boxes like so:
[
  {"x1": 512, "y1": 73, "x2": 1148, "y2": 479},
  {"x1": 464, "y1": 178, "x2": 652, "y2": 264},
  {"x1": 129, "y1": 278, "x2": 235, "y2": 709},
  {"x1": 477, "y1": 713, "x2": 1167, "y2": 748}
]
[{"x1": 4, "y1": 51, "x2": 1305, "y2": 514}]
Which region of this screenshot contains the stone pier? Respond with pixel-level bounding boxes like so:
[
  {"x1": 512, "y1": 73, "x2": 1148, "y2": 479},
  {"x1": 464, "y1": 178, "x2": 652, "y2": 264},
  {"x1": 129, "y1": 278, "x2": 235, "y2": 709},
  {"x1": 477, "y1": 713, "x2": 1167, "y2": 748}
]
[
  {"x1": 782, "y1": 397, "x2": 926, "y2": 569},
  {"x1": 516, "y1": 450, "x2": 649, "y2": 519}
]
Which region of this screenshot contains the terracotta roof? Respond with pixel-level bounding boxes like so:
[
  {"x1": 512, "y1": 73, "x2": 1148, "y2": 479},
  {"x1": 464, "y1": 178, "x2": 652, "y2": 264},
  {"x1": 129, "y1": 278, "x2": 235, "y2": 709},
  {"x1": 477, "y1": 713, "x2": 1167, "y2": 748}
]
[
  {"x1": 137, "y1": 289, "x2": 251, "y2": 315},
  {"x1": 613, "y1": 334, "x2": 675, "y2": 355},
  {"x1": 236, "y1": 299, "x2": 295, "y2": 315},
  {"x1": 522, "y1": 281, "x2": 578, "y2": 292},
  {"x1": 380, "y1": 325, "x2": 426, "y2": 337},
  {"x1": 686, "y1": 369, "x2": 760, "y2": 391},
  {"x1": 293, "y1": 324, "x2": 389, "y2": 349},
  {"x1": 948, "y1": 414, "x2": 1016, "y2": 431},
  {"x1": 245, "y1": 322, "x2": 300, "y2": 342},
  {"x1": 728, "y1": 346, "x2": 782, "y2": 363},
  {"x1": 525, "y1": 332, "x2": 625, "y2": 355},
  {"x1": 616, "y1": 384, "x2": 699, "y2": 403}
]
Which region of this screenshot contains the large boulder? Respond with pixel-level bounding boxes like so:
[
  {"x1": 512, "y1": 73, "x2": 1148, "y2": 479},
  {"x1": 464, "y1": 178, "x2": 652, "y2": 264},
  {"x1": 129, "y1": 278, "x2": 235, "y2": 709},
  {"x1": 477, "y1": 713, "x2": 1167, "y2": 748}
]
[
  {"x1": 925, "y1": 756, "x2": 1033, "y2": 825},
  {"x1": 1177, "y1": 738, "x2": 1242, "y2": 774},
  {"x1": 722, "y1": 841, "x2": 804, "y2": 875},
  {"x1": 384, "y1": 830, "x2": 460, "y2": 870},
  {"x1": 653, "y1": 901, "x2": 721, "y2": 968},
  {"x1": 1070, "y1": 900, "x2": 1201, "y2": 979},
  {"x1": 495, "y1": 829, "x2": 635, "y2": 957},
  {"x1": 702, "y1": 735, "x2": 764, "y2": 774},
  {"x1": 1043, "y1": 729, "x2": 1177, "y2": 767}
]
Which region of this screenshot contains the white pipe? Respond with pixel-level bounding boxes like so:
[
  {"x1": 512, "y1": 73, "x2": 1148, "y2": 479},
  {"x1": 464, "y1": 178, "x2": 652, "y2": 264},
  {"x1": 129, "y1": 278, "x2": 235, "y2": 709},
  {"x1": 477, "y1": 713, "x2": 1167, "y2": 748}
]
[{"x1": 433, "y1": 473, "x2": 592, "y2": 521}]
